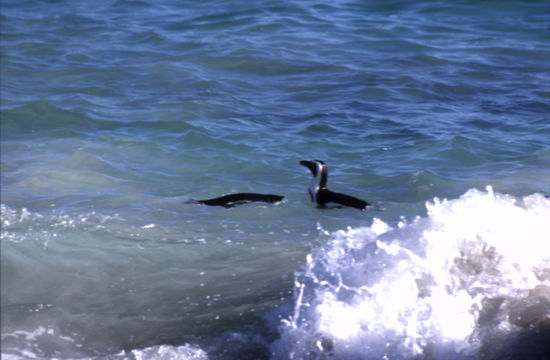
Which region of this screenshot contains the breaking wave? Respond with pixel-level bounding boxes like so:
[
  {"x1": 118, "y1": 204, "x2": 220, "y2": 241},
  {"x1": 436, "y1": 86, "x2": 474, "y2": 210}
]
[{"x1": 272, "y1": 187, "x2": 550, "y2": 359}]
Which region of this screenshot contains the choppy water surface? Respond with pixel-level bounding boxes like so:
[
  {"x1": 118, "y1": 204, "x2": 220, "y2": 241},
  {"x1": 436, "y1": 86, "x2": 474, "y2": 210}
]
[{"x1": 1, "y1": 0, "x2": 550, "y2": 359}]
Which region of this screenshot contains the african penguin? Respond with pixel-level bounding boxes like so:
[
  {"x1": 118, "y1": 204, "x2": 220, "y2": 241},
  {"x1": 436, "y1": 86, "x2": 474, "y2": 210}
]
[
  {"x1": 300, "y1": 160, "x2": 370, "y2": 211},
  {"x1": 194, "y1": 193, "x2": 284, "y2": 208}
]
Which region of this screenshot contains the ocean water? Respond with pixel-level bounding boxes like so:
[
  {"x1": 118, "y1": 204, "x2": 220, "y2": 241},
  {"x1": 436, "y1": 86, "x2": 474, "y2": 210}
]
[{"x1": 1, "y1": 0, "x2": 550, "y2": 359}]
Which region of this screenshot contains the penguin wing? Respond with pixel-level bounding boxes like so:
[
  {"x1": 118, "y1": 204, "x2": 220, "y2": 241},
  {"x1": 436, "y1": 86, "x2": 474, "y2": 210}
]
[{"x1": 319, "y1": 189, "x2": 370, "y2": 211}]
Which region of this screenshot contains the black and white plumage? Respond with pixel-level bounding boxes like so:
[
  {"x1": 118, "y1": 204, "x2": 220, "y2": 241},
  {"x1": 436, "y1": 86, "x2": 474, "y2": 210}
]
[{"x1": 299, "y1": 160, "x2": 370, "y2": 211}]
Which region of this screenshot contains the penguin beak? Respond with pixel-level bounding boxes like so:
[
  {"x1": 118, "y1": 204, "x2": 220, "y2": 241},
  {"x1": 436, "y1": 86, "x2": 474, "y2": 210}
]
[{"x1": 299, "y1": 160, "x2": 317, "y2": 175}]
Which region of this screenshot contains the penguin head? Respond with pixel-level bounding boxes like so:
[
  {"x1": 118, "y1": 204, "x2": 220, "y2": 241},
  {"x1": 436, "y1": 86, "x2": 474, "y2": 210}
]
[
  {"x1": 299, "y1": 160, "x2": 325, "y2": 176},
  {"x1": 300, "y1": 160, "x2": 328, "y2": 190}
]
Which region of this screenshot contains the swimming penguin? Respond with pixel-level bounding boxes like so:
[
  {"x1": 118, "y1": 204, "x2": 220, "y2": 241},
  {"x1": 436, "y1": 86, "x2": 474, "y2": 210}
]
[
  {"x1": 300, "y1": 160, "x2": 370, "y2": 211},
  {"x1": 194, "y1": 193, "x2": 284, "y2": 208}
]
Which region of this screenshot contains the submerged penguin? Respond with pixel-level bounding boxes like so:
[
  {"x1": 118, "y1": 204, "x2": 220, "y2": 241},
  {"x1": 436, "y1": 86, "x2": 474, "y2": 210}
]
[
  {"x1": 194, "y1": 193, "x2": 284, "y2": 208},
  {"x1": 300, "y1": 160, "x2": 370, "y2": 211}
]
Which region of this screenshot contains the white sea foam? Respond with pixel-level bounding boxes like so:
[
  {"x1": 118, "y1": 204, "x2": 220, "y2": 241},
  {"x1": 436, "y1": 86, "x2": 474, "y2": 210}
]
[
  {"x1": 1, "y1": 331, "x2": 209, "y2": 360},
  {"x1": 272, "y1": 187, "x2": 550, "y2": 359},
  {"x1": 124, "y1": 344, "x2": 209, "y2": 360}
]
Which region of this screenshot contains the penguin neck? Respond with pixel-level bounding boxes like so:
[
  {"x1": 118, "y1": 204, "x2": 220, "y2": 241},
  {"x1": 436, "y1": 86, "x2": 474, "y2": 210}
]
[
  {"x1": 309, "y1": 162, "x2": 327, "y2": 202},
  {"x1": 308, "y1": 177, "x2": 319, "y2": 202}
]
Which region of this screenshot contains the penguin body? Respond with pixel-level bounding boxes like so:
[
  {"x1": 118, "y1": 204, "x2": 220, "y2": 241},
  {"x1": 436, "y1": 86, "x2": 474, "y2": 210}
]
[{"x1": 300, "y1": 160, "x2": 369, "y2": 211}]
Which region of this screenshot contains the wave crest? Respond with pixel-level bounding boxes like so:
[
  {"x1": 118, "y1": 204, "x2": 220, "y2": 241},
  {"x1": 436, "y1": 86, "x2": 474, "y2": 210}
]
[{"x1": 273, "y1": 187, "x2": 550, "y2": 359}]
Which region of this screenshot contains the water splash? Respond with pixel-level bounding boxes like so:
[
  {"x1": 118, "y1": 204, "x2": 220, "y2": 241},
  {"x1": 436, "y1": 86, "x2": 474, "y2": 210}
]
[{"x1": 273, "y1": 187, "x2": 550, "y2": 359}]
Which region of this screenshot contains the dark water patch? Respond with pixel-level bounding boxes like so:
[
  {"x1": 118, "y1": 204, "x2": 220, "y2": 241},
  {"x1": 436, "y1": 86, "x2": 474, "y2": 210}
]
[
  {"x1": 111, "y1": 0, "x2": 151, "y2": 10},
  {"x1": 199, "y1": 53, "x2": 346, "y2": 78},
  {"x1": 1, "y1": 102, "x2": 116, "y2": 138},
  {"x1": 126, "y1": 29, "x2": 165, "y2": 45},
  {"x1": 1, "y1": 102, "x2": 198, "y2": 140}
]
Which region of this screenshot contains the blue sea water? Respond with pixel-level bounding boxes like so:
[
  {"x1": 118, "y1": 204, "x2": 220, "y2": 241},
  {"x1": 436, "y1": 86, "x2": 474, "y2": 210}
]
[{"x1": 1, "y1": 0, "x2": 550, "y2": 359}]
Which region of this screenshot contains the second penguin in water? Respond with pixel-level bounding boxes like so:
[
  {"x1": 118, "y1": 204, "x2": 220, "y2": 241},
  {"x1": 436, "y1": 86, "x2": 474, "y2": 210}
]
[{"x1": 300, "y1": 160, "x2": 370, "y2": 211}]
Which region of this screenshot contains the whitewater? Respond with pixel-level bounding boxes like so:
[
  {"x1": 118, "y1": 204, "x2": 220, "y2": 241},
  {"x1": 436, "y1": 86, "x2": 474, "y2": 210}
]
[{"x1": 273, "y1": 187, "x2": 550, "y2": 359}]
